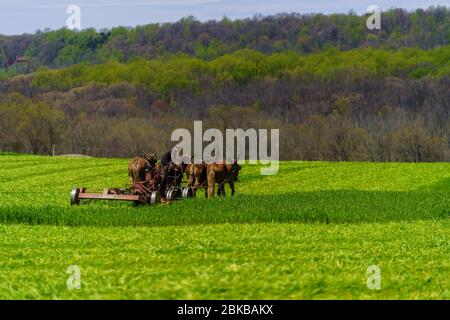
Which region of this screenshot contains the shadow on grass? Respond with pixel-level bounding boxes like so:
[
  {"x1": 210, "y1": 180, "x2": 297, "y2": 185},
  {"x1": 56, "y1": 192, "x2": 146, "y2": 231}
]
[{"x1": 419, "y1": 176, "x2": 450, "y2": 192}]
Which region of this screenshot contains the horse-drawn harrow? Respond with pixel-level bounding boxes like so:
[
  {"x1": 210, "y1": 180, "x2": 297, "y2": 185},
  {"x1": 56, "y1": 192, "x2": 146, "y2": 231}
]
[
  {"x1": 70, "y1": 152, "x2": 241, "y2": 206},
  {"x1": 70, "y1": 163, "x2": 195, "y2": 206},
  {"x1": 70, "y1": 185, "x2": 194, "y2": 205}
]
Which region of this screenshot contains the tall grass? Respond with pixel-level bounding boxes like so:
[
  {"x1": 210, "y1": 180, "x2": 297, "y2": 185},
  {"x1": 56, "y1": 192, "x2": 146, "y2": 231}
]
[{"x1": 0, "y1": 155, "x2": 449, "y2": 226}]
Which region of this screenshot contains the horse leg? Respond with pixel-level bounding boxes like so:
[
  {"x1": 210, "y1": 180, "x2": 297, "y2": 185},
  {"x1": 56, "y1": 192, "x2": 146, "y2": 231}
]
[
  {"x1": 128, "y1": 171, "x2": 133, "y2": 185},
  {"x1": 208, "y1": 183, "x2": 215, "y2": 199},
  {"x1": 131, "y1": 172, "x2": 139, "y2": 185},
  {"x1": 188, "y1": 173, "x2": 195, "y2": 189},
  {"x1": 194, "y1": 178, "x2": 200, "y2": 191},
  {"x1": 220, "y1": 183, "x2": 226, "y2": 197},
  {"x1": 200, "y1": 179, "x2": 208, "y2": 198},
  {"x1": 229, "y1": 180, "x2": 235, "y2": 196},
  {"x1": 207, "y1": 171, "x2": 215, "y2": 198}
]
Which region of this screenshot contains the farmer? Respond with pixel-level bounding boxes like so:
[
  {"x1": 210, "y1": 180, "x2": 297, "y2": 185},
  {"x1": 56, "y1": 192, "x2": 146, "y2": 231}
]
[
  {"x1": 160, "y1": 149, "x2": 171, "y2": 170},
  {"x1": 161, "y1": 145, "x2": 180, "y2": 174}
]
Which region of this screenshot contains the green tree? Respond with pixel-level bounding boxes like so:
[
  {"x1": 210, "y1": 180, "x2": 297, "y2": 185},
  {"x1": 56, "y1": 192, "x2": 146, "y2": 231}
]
[{"x1": 18, "y1": 103, "x2": 64, "y2": 154}]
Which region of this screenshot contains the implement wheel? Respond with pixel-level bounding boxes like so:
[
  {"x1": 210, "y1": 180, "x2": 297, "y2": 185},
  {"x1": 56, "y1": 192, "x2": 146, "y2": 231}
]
[
  {"x1": 150, "y1": 191, "x2": 161, "y2": 205},
  {"x1": 70, "y1": 188, "x2": 80, "y2": 206},
  {"x1": 182, "y1": 187, "x2": 195, "y2": 199},
  {"x1": 166, "y1": 188, "x2": 182, "y2": 201}
]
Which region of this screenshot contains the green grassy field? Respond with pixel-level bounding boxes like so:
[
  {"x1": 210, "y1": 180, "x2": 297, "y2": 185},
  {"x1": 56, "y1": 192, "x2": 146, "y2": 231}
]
[{"x1": 0, "y1": 154, "x2": 449, "y2": 299}]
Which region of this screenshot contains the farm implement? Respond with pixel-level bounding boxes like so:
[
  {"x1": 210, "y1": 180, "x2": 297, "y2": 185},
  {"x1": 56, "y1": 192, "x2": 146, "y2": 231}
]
[
  {"x1": 70, "y1": 159, "x2": 195, "y2": 206},
  {"x1": 70, "y1": 185, "x2": 194, "y2": 205}
]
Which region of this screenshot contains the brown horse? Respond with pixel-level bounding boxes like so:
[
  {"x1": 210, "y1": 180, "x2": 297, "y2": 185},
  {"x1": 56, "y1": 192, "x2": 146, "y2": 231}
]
[
  {"x1": 128, "y1": 152, "x2": 157, "y2": 184},
  {"x1": 185, "y1": 162, "x2": 208, "y2": 197},
  {"x1": 206, "y1": 161, "x2": 241, "y2": 198}
]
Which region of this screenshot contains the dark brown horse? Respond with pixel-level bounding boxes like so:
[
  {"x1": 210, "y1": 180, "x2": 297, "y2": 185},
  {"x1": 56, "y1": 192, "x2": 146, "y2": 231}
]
[
  {"x1": 206, "y1": 161, "x2": 241, "y2": 198},
  {"x1": 154, "y1": 160, "x2": 188, "y2": 198},
  {"x1": 128, "y1": 152, "x2": 157, "y2": 184}
]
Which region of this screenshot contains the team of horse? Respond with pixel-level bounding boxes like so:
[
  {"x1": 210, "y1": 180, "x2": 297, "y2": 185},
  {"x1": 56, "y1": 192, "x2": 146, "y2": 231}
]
[
  {"x1": 71, "y1": 151, "x2": 241, "y2": 206},
  {"x1": 128, "y1": 152, "x2": 241, "y2": 199}
]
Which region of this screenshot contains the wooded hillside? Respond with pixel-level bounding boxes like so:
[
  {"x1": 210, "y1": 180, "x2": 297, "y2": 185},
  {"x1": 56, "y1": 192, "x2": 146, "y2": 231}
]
[{"x1": 1, "y1": 7, "x2": 450, "y2": 161}]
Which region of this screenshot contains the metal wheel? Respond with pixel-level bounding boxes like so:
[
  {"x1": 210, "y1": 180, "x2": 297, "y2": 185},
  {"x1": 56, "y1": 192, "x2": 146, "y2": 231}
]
[
  {"x1": 166, "y1": 189, "x2": 175, "y2": 201},
  {"x1": 70, "y1": 188, "x2": 80, "y2": 205},
  {"x1": 150, "y1": 191, "x2": 161, "y2": 205},
  {"x1": 182, "y1": 187, "x2": 195, "y2": 199},
  {"x1": 166, "y1": 188, "x2": 182, "y2": 201}
]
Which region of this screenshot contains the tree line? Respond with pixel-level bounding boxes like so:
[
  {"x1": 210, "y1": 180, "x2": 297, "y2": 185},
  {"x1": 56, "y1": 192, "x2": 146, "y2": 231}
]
[{"x1": 2, "y1": 6, "x2": 450, "y2": 76}]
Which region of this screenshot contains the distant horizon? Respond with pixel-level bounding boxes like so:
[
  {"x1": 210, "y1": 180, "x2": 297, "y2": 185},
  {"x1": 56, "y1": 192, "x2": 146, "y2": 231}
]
[{"x1": 0, "y1": 1, "x2": 449, "y2": 36}]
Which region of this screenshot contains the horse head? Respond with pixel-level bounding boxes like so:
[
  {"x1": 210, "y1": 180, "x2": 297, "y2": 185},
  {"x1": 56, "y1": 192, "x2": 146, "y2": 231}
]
[
  {"x1": 231, "y1": 160, "x2": 242, "y2": 182},
  {"x1": 141, "y1": 151, "x2": 157, "y2": 167}
]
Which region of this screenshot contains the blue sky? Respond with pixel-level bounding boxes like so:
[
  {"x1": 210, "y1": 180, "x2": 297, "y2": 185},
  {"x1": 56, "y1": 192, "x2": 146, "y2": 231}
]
[{"x1": 0, "y1": 0, "x2": 449, "y2": 35}]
